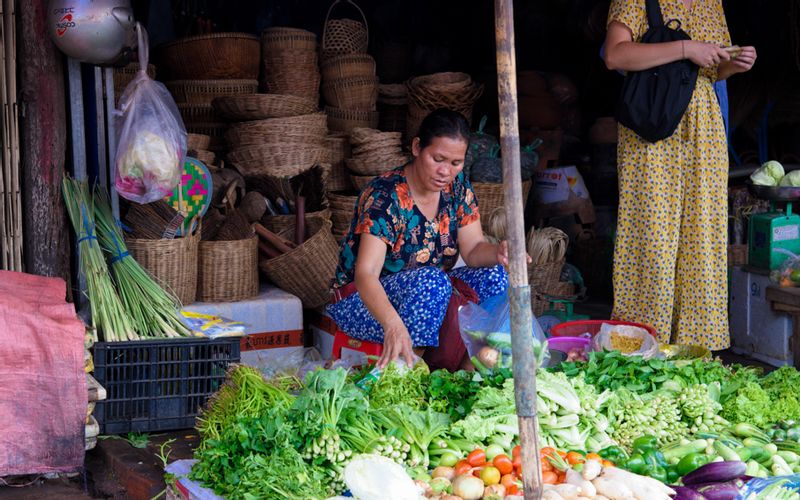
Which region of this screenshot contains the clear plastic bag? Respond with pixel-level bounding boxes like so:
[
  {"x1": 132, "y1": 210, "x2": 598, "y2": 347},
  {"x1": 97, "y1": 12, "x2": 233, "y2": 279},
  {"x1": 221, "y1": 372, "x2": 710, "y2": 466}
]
[
  {"x1": 592, "y1": 323, "x2": 659, "y2": 358},
  {"x1": 771, "y1": 249, "x2": 800, "y2": 287},
  {"x1": 736, "y1": 474, "x2": 800, "y2": 499},
  {"x1": 114, "y1": 24, "x2": 186, "y2": 204},
  {"x1": 458, "y1": 293, "x2": 549, "y2": 370}
]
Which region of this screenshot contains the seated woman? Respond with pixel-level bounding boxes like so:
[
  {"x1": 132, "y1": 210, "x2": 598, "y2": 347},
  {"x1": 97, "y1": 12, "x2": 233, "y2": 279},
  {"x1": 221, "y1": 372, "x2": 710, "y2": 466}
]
[{"x1": 326, "y1": 109, "x2": 518, "y2": 369}]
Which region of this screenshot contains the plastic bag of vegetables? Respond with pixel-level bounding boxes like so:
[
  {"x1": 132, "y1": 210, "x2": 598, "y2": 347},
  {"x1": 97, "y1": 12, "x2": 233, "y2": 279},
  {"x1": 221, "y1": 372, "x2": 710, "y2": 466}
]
[
  {"x1": 736, "y1": 473, "x2": 800, "y2": 499},
  {"x1": 458, "y1": 292, "x2": 549, "y2": 371},
  {"x1": 114, "y1": 24, "x2": 186, "y2": 204}
]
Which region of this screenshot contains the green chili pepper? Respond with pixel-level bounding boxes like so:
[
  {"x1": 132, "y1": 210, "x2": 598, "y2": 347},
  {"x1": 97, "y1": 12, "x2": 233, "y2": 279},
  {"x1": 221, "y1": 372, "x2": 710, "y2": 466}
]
[
  {"x1": 599, "y1": 445, "x2": 628, "y2": 463},
  {"x1": 676, "y1": 453, "x2": 712, "y2": 476},
  {"x1": 632, "y1": 435, "x2": 659, "y2": 455}
]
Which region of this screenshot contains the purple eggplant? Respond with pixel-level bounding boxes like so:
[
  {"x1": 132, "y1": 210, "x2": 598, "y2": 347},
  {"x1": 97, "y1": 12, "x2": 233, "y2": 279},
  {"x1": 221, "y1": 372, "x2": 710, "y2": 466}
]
[
  {"x1": 671, "y1": 485, "x2": 707, "y2": 500},
  {"x1": 690, "y1": 478, "x2": 747, "y2": 500},
  {"x1": 682, "y1": 461, "x2": 747, "y2": 485}
]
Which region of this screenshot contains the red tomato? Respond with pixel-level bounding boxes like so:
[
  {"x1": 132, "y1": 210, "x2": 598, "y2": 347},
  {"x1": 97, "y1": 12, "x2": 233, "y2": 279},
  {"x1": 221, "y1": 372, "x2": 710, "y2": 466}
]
[
  {"x1": 507, "y1": 484, "x2": 520, "y2": 495},
  {"x1": 501, "y1": 474, "x2": 517, "y2": 489},
  {"x1": 467, "y1": 449, "x2": 487, "y2": 467},
  {"x1": 454, "y1": 460, "x2": 472, "y2": 475},
  {"x1": 493, "y1": 454, "x2": 514, "y2": 475},
  {"x1": 512, "y1": 445, "x2": 521, "y2": 458}
]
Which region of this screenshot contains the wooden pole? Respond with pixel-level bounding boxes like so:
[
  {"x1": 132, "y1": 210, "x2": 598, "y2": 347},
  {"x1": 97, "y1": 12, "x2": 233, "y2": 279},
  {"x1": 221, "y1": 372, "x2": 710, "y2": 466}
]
[
  {"x1": 18, "y1": 0, "x2": 70, "y2": 282},
  {"x1": 494, "y1": 0, "x2": 543, "y2": 498}
]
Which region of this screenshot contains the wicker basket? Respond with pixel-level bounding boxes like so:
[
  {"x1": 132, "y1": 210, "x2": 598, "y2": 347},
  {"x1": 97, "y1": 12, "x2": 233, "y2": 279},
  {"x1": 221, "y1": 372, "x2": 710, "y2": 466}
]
[
  {"x1": 114, "y1": 62, "x2": 156, "y2": 93},
  {"x1": 321, "y1": 54, "x2": 376, "y2": 81},
  {"x1": 225, "y1": 113, "x2": 328, "y2": 148},
  {"x1": 326, "y1": 106, "x2": 379, "y2": 133},
  {"x1": 728, "y1": 244, "x2": 748, "y2": 267},
  {"x1": 187, "y1": 133, "x2": 211, "y2": 151},
  {"x1": 177, "y1": 103, "x2": 216, "y2": 124},
  {"x1": 259, "y1": 219, "x2": 340, "y2": 308},
  {"x1": 154, "y1": 33, "x2": 260, "y2": 80},
  {"x1": 227, "y1": 145, "x2": 329, "y2": 176},
  {"x1": 531, "y1": 276, "x2": 572, "y2": 317},
  {"x1": 528, "y1": 258, "x2": 565, "y2": 316},
  {"x1": 325, "y1": 133, "x2": 353, "y2": 192},
  {"x1": 212, "y1": 94, "x2": 318, "y2": 121},
  {"x1": 197, "y1": 235, "x2": 259, "y2": 302},
  {"x1": 261, "y1": 209, "x2": 331, "y2": 234},
  {"x1": 186, "y1": 123, "x2": 227, "y2": 152},
  {"x1": 322, "y1": 76, "x2": 378, "y2": 110},
  {"x1": 192, "y1": 150, "x2": 217, "y2": 166},
  {"x1": 472, "y1": 180, "x2": 532, "y2": 226},
  {"x1": 350, "y1": 174, "x2": 377, "y2": 191},
  {"x1": 166, "y1": 79, "x2": 259, "y2": 105},
  {"x1": 261, "y1": 27, "x2": 317, "y2": 52},
  {"x1": 126, "y1": 231, "x2": 199, "y2": 306},
  {"x1": 322, "y1": 1, "x2": 369, "y2": 60}
]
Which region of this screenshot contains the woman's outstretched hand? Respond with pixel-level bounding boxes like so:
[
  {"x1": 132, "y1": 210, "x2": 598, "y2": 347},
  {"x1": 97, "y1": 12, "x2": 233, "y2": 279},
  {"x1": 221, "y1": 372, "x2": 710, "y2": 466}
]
[
  {"x1": 378, "y1": 319, "x2": 415, "y2": 369},
  {"x1": 496, "y1": 240, "x2": 533, "y2": 268}
]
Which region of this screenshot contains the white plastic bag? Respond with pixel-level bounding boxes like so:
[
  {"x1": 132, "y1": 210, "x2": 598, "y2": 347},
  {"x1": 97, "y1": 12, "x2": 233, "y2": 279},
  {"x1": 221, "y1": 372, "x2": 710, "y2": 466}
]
[
  {"x1": 592, "y1": 323, "x2": 659, "y2": 358},
  {"x1": 114, "y1": 24, "x2": 186, "y2": 203}
]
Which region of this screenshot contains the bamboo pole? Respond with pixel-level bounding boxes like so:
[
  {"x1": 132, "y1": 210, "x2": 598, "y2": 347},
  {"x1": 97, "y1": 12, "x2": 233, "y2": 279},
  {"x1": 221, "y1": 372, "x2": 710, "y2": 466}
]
[
  {"x1": 494, "y1": 0, "x2": 543, "y2": 498},
  {"x1": 5, "y1": 0, "x2": 21, "y2": 271}
]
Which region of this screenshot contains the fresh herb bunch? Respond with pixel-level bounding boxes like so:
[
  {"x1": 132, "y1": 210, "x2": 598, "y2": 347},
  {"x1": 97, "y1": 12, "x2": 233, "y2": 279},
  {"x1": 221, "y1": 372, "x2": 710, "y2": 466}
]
[
  {"x1": 367, "y1": 361, "x2": 429, "y2": 410},
  {"x1": 426, "y1": 370, "x2": 481, "y2": 421}
]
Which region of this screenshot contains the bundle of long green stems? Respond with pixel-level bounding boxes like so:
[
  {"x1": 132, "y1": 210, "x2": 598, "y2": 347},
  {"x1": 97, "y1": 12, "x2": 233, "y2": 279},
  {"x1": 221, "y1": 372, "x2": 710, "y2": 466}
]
[
  {"x1": 62, "y1": 177, "x2": 138, "y2": 342},
  {"x1": 93, "y1": 189, "x2": 191, "y2": 339}
]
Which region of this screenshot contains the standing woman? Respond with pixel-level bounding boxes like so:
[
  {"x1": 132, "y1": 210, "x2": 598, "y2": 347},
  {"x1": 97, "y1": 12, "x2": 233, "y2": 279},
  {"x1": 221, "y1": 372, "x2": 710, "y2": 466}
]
[{"x1": 604, "y1": 0, "x2": 756, "y2": 350}]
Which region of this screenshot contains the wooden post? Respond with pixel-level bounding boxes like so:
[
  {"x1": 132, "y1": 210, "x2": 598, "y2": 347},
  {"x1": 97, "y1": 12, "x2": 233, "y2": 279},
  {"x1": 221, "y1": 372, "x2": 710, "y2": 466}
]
[
  {"x1": 18, "y1": 0, "x2": 70, "y2": 282},
  {"x1": 494, "y1": 0, "x2": 543, "y2": 498}
]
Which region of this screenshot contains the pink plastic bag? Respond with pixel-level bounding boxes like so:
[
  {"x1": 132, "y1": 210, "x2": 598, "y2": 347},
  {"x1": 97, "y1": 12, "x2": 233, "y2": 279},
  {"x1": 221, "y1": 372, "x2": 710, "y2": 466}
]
[
  {"x1": 115, "y1": 24, "x2": 186, "y2": 203},
  {"x1": 0, "y1": 271, "x2": 86, "y2": 475}
]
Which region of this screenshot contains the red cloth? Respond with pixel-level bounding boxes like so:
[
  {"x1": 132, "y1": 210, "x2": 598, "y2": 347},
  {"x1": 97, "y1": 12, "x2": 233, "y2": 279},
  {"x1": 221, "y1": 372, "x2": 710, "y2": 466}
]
[
  {"x1": 0, "y1": 271, "x2": 86, "y2": 475},
  {"x1": 423, "y1": 277, "x2": 479, "y2": 372}
]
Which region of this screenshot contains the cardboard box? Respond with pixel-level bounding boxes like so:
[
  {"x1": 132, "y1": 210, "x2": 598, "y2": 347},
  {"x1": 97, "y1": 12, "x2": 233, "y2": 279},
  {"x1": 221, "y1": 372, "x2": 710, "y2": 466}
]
[{"x1": 183, "y1": 284, "x2": 304, "y2": 372}]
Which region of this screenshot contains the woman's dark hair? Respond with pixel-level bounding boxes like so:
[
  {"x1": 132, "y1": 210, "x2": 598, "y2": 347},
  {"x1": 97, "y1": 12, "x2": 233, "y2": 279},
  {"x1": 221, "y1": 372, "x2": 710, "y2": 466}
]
[{"x1": 416, "y1": 108, "x2": 471, "y2": 149}]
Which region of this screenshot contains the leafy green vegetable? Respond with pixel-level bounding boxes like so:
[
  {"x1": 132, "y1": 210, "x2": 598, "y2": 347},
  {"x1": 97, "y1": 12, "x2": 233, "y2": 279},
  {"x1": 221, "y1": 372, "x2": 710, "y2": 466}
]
[
  {"x1": 367, "y1": 362, "x2": 429, "y2": 410},
  {"x1": 426, "y1": 369, "x2": 481, "y2": 421},
  {"x1": 373, "y1": 404, "x2": 450, "y2": 467}
]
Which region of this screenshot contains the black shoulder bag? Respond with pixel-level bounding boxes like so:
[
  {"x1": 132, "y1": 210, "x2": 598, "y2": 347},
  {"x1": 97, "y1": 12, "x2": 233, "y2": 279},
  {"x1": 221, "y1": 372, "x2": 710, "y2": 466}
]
[{"x1": 615, "y1": 0, "x2": 699, "y2": 143}]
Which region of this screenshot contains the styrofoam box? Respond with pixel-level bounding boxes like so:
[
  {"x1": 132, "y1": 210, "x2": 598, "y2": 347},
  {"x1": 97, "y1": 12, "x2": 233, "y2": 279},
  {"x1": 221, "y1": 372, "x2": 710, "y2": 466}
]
[
  {"x1": 730, "y1": 267, "x2": 792, "y2": 366},
  {"x1": 310, "y1": 310, "x2": 336, "y2": 360},
  {"x1": 183, "y1": 284, "x2": 304, "y2": 371}
]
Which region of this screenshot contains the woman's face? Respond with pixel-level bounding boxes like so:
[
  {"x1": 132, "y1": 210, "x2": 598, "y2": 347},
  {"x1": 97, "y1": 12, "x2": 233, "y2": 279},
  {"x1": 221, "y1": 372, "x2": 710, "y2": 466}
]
[{"x1": 411, "y1": 135, "x2": 468, "y2": 192}]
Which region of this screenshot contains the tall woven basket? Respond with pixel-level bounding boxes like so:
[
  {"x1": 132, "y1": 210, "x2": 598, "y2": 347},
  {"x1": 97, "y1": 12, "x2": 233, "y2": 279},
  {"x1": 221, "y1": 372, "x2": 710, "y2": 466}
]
[
  {"x1": 528, "y1": 258, "x2": 566, "y2": 316},
  {"x1": 259, "y1": 219, "x2": 340, "y2": 309},
  {"x1": 197, "y1": 235, "x2": 259, "y2": 302},
  {"x1": 125, "y1": 230, "x2": 200, "y2": 306},
  {"x1": 472, "y1": 180, "x2": 532, "y2": 230}
]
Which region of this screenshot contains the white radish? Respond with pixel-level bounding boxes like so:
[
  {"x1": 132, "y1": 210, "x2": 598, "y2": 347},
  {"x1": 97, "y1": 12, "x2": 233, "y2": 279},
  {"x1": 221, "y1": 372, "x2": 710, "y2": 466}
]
[
  {"x1": 553, "y1": 483, "x2": 582, "y2": 500},
  {"x1": 599, "y1": 467, "x2": 675, "y2": 497},
  {"x1": 582, "y1": 459, "x2": 603, "y2": 481},
  {"x1": 566, "y1": 468, "x2": 596, "y2": 498},
  {"x1": 594, "y1": 497, "x2": 611, "y2": 500},
  {"x1": 592, "y1": 477, "x2": 635, "y2": 500},
  {"x1": 543, "y1": 491, "x2": 566, "y2": 500}
]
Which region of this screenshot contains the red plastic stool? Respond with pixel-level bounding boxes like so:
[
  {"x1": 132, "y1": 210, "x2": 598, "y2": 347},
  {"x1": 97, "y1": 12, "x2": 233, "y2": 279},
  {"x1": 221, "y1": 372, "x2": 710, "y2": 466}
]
[{"x1": 332, "y1": 330, "x2": 383, "y2": 362}]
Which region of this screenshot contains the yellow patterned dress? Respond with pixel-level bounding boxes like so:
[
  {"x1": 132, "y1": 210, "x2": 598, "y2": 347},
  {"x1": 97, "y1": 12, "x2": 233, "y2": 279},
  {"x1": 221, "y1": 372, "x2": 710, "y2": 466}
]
[{"x1": 608, "y1": 0, "x2": 732, "y2": 350}]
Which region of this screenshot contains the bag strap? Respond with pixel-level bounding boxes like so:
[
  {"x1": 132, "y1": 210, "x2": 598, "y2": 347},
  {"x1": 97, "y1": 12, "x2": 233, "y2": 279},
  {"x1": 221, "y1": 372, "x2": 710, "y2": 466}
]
[
  {"x1": 644, "y1": 0, "x2": 664, "y2": 29},
  {"x1": 136, "y1": 22, "x2": 149, "y2": 70}
]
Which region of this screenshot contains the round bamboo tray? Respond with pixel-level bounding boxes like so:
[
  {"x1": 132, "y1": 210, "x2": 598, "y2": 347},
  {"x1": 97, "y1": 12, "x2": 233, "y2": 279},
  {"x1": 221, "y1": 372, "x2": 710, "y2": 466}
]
[
  {"x1": 212, "y1": 94, "x2": 318, "y2": 121},
  {"x1": 126, "y1": 231, "x2": 199, "y2": 306},
  {"x1": 197, "y1": 235, "x2": 259, "y2": 302},
  {"x1": 155, "y1": 33, "x2": 260, "y2": 80},
  {"x1": 260, "y1": 219, "x2": 340, "y2": 308}
]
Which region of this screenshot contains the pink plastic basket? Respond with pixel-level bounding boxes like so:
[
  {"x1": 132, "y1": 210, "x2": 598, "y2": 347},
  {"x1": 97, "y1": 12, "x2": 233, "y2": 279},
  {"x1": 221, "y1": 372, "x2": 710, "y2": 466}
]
[
  {"x1": 546, "y1": 336, "x2": 591, "y2": 353},
  {"x1": 550, "y1": 320, "x2": 657, "y2": 339}
]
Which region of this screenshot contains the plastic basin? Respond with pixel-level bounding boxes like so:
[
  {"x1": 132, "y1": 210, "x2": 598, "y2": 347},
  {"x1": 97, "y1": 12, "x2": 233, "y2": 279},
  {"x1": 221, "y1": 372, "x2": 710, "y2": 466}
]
[
  {"x1": 546, "y1": 336, "x2": 591, "y2": 353},
  {"x1": 550, "y1": 319, "x2": 657, "y2": 339}
]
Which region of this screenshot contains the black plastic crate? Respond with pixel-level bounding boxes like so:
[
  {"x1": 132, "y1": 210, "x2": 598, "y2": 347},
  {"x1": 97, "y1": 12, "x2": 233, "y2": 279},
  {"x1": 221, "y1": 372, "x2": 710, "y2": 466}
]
[{"x1": 92, "y1": 337, "x2": 240, "y2": 434}]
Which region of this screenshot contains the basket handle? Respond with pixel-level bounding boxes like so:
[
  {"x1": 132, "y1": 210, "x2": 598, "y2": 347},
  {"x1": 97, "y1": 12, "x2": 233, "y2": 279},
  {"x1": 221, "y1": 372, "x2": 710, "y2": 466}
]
[{"x1": 322, "y1": 0, "x2": 369, "y2": 52}]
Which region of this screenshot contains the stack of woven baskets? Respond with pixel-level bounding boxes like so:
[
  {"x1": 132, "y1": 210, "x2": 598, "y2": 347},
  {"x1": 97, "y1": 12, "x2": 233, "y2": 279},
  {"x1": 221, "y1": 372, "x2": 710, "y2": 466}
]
[
  {"x1": 187, "y1": 133, "x2": 216, "y2": 168},
  {"x1": 526, "y1": 227, "x2": 573, "y2": 316},
  {"x1": 378, "y1": 84, "x2": 408, "y2": 137},
  {"x1": 406, "y1": 72, "x2": 483, "y2": 139},
  {"x1": 328, "y1": 191, "x2": 360, "y2": 242},
  {"x1": 154, "y1": 32, "x2": 260, "y2": 152},
  {"x1": 260, "y1": 27, "x2": 320, "y2": 101},
  {"x1": 320, "y1": 3, "x2": 378, "y2": 133},
  {"x1": 346, "y1": 128, "x2": 410, "y2": 190},
  {"x1": 324, "y1": 132, "x2": 353, "y2": 193},
  {"x1": 223, "y1": 112, "x2": 329, "y2": 177}
]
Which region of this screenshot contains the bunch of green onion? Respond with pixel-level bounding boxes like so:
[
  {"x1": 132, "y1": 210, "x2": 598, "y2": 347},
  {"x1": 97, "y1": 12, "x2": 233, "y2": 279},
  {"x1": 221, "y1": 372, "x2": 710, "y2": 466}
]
[{"x1": 62, "y1": 177, "x2": 137, "y2": 342}]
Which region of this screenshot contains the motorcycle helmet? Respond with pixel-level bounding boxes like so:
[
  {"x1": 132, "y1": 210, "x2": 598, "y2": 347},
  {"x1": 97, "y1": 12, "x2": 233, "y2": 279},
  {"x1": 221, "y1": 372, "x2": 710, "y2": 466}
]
[{"x1": 48, "y1": 0, "x2": 137, "y2": 65}]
